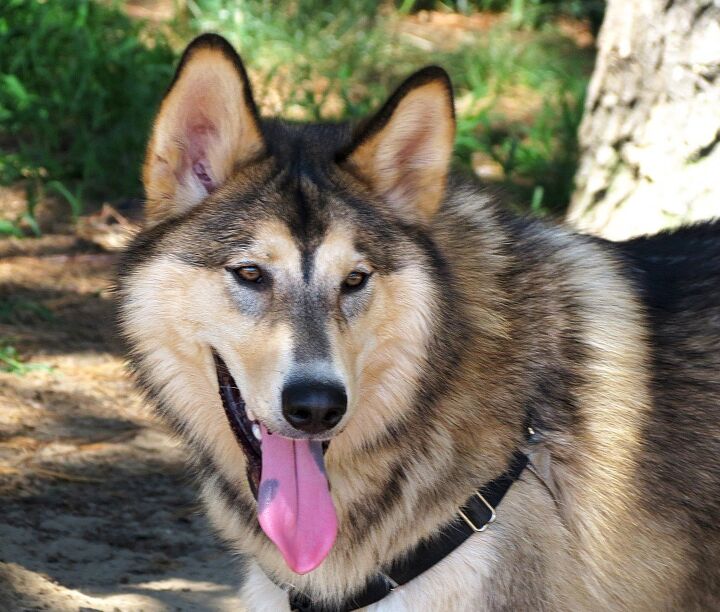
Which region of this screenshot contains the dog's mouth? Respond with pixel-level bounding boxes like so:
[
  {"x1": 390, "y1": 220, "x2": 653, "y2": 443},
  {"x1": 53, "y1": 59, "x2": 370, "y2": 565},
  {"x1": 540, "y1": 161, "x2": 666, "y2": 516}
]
[
  {"x1": 212, "y1": 351, "x2": 338, "y2": 574},
  {"x1": 213, "y1": 351, "x2": 262, "y2": 497}
]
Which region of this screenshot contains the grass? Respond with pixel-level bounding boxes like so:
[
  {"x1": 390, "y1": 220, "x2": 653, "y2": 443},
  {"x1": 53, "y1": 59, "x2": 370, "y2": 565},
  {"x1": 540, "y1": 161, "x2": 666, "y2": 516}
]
[
  {"x1": 402, "y1": 1, "x2": 605, "y2": 30},
  {"x1": 0, "y1": 0, "x2": 595, "y2": 231},
  {"x1": 189, "y1": 0, "x2": 594, "y2": 213},
  {"x1": 0, "y1": 343, "x2": 51, "y2": 375},
  {"x1": 188, "y1": 0, "x2": 421, "y2": 119},
  {"x1": 0, "y1": 0, "x2": 175, "y2": 225}
]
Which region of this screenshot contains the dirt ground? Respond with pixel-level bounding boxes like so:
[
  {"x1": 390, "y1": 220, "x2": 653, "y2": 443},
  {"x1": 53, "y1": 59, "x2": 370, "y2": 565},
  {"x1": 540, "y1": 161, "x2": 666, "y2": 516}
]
[{"x1": 0, "y1": 234, "x2": 245, "y2": 611}]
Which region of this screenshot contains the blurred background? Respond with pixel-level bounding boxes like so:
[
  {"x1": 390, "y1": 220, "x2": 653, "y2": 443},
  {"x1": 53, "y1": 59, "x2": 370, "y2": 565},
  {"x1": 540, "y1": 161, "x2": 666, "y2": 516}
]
[
  {"x1": 1, "y1": 0, "x2": 601, "y2": 233},
  {"x1": 0, "y1": 1, "x2": 718, "y2": 610}
]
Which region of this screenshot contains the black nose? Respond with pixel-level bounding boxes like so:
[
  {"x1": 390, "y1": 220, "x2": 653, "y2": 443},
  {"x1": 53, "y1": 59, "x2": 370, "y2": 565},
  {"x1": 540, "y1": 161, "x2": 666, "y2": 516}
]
[{"x1": 282, "y1": 382, "x2": 347, "y2": 434}]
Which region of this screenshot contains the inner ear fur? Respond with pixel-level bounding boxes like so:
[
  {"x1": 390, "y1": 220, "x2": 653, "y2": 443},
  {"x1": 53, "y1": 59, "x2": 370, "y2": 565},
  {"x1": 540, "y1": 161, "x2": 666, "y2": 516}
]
[
  {"x1": 143, "y1": 34, "x2": 265, "y2": 227},
  {"x1": 338, "y1": 66, "x2": 455, "y2": 224}
]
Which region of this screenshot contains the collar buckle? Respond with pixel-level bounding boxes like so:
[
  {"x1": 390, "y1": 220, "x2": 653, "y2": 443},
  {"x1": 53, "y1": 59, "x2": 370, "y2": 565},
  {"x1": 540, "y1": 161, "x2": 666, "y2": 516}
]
[{"x1": 457, "y1": 491, "x2": 496, "y2": 532}]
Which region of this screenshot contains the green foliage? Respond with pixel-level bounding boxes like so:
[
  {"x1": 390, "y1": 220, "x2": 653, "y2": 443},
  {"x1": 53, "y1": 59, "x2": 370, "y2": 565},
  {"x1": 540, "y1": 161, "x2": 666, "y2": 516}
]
[
  {"x1": 189, "y1": 0, "x2": 426, "y2": 119},
  {"x1": 0, "y1": 343, "x2": 51, "y2": 375},
  {"x1": 400, "y1": 1, "x2": 605, "y2": 30},
  {"x1": 190, "y1": 0, "x2": 593, "y2": 211},
  {"x1": 0, "y1": 0, "x2": 175, "y2": 205},
  {"x1": 451, "y1": 30, "x2": 590, "y2": 211},
  {"x1": 0, "y1": 219, "x2": 24, "y2": 238},
  {"x1": 0, "y1": 0, "x2": 594, "y2": 220},
  {"x1": 47, "y1": 180, "x2": 84, "y2": 221}
]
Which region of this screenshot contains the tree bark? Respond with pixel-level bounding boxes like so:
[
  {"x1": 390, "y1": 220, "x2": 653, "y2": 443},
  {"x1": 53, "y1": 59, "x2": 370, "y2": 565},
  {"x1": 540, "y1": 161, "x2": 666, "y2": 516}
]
[{"x1": 567, "y1": 0, "x2": 720, "y2": 240}]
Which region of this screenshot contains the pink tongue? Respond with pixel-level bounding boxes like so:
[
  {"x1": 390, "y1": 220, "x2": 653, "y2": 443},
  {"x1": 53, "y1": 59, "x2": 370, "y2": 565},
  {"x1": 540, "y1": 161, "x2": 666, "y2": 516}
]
[{"x1": 257, "y1": 424, "x2": 338, "y2": 574}]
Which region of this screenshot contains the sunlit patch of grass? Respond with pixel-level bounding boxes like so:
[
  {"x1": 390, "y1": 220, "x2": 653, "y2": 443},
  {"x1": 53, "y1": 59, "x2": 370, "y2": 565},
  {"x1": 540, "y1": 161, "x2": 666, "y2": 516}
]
[
  {"x1": 0, "y1": 343, "x2": 51, "y2": 375},
  {"x1": 449, "y1": 28, "x2": 592, "y2": 212}
]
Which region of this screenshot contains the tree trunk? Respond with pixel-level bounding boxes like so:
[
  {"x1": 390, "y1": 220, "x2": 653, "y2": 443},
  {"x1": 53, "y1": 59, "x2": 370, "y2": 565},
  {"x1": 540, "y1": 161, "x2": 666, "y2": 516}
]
[{"x1": 567, "y1": 0, "x2": 720, "y2": 240}]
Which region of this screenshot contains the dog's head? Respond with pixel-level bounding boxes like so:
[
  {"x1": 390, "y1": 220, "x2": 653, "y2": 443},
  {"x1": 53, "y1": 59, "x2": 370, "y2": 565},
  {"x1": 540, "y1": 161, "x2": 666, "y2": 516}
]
[{"x1": 119, "y1": 33, "x2": 456, "y2": 572}]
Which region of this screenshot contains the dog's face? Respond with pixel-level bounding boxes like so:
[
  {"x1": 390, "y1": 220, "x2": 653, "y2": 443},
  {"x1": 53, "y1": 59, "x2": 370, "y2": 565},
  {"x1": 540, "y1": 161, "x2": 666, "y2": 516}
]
[
  {"x1": 124, "y1": 179, "x2": 439, "y2": 445},
  {"x1": 119, "y1": 37, "x2": 455, "y2": 565}
]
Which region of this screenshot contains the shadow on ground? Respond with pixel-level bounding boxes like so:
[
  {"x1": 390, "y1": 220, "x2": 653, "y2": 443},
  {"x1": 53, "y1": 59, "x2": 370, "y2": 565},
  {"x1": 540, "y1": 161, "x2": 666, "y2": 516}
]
[{"x1": 0, "y1": 238, "x2": 244, "y2": 611}]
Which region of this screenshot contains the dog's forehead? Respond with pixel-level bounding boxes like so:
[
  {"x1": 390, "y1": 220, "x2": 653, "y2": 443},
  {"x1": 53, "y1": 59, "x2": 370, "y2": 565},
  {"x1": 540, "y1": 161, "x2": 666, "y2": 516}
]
[
  {"x1": 166, "y1": 155, "x2": 401, "y2": 273},
  {"x1": 244, "y1": 219, "x2": 300, "y2": 266},
  {"x1": 245, "y1": 217, "x2": 361, "y2": 278},
  {"x1": 313, "y1": 225, "x2": 362, "y2": 275}
]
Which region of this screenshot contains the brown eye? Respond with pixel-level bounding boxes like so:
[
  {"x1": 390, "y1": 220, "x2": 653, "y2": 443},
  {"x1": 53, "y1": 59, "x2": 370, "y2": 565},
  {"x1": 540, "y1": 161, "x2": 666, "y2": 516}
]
[
  {"x1": 343, "y1": 270, "x2": 369, "y2": 291},
  {"x1": 232, "y1": 265, "x2": 263, "y2": 284}
]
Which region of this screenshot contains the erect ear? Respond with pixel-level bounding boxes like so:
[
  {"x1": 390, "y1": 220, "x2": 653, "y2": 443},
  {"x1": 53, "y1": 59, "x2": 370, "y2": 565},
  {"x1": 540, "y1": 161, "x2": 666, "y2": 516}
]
[
  {"x1": 338, "y1": 66, "x2": 455, "y2": 224},
  {"x1": 143, "y1": 34, "x2": 265, "y2": 227}
]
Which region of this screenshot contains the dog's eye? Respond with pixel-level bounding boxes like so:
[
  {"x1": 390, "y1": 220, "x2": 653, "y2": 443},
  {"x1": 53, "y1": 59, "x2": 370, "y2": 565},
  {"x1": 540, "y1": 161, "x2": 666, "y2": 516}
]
[
  {"x1": 230, "y1": 265, "x2": 263, "y2": 285},
  {"x1": 342, "y1": 270, "x2": 369, "y2": 291}
]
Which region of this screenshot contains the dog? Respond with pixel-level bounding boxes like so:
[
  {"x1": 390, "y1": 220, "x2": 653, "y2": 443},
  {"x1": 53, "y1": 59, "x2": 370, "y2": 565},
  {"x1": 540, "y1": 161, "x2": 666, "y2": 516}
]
[{"x1": 118, "y1": 33, "x2": 720, "y2": 611}]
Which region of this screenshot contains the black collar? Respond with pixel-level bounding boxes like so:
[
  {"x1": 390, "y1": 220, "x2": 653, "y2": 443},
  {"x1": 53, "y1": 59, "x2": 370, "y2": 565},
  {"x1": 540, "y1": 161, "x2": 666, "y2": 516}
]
[{"x1": 278, "y1": 450, "x2": 528, "y2": 612}]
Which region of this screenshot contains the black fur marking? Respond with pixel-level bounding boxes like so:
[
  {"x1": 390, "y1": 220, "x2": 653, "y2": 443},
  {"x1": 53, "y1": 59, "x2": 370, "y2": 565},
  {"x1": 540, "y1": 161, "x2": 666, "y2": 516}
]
[
  {"x1": 212, "y1": 470, "x2": 261, "y2": 535},
  {"x1": 346, "y1": 460, "x2": 408, "y2": 539},
  {"x1": 616, "y1": 220, "x2": 720, "y2": 318},
  {"x1": 214, "y1": 351, "x2": 261, "y2": 497},
  {"x1": 301, "y1": 248, "x2": 313, "y2": 284},
  {"x1": 615, "y1": 221, "x2": 720, "y2": 584}
]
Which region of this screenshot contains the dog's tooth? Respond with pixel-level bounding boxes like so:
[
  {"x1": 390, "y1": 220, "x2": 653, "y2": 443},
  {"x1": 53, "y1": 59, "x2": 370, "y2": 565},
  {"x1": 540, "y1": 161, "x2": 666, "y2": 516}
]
[
  {"x1": 252, "y1": 423, "x2": 262, "y2": 440},
  {"x1": 246, "y1": 407, "x2": 257, "y2": 421}
]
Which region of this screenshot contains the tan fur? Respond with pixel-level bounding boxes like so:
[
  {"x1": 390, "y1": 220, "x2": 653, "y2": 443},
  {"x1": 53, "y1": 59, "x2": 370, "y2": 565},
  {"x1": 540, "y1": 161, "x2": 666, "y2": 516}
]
[
  {"x1": 538, "y1": 234, "x2": 688, "y2": 609},
  {"x1": 121, "y1": 208, "x2": 713, "y2": 610},
  {"x1": 120, "y1": 221, "x2": 302, "y2": 432},
  {"x1": 120, "y1": 217, "x2": 437, "y2": 479},
  {"x1": 314, "y1": 227, "x2": 438, "y2": 454},
  {"x1": 345, "y1": 80, "x2": 455, "y2": 223},
  {"x1": 143, "y1": 47, "x2": 263, "y2": 226},
  {"x1": 121, "y1": 224, "x2": 467, "y2": 602},
  {"x1": 121, "y1": 256, "x2": 286, "y2": 480}
]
